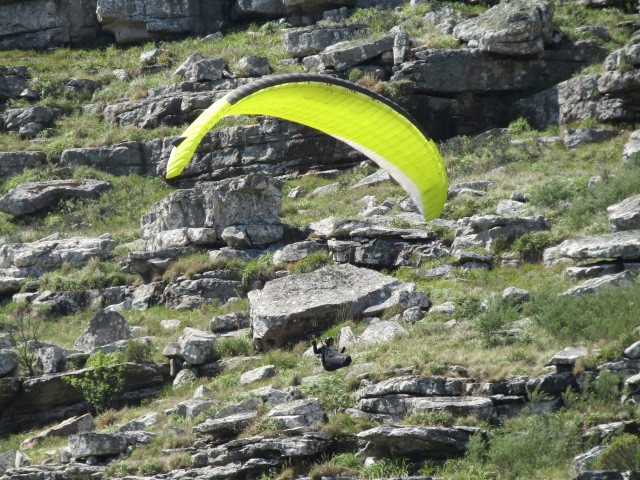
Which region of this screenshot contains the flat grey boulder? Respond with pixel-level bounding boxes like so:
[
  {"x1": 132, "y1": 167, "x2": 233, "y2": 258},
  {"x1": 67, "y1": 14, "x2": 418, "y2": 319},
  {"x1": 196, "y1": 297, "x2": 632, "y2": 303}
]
[
  {"x1": 0, "y1": 106, "x2": 56, "y2": 137},
  {"x1": 249, "y1": 263, "x2": 428, "y2": 349},
  {"x1": 307, "y1": 214, "x2": 425, "y2": 239},
  {"x1": 68, "y1": 432, "x2": 127, "y2": 458},
  {"x1": 240, "y1": 365, "x2": 277, "y2": 384},
  {"x1": 358, "y1": 320, "x2": 408, "y2": 346},
  {"x1": 563, "y1": 128, "x2": 619, "y2": 148},
  {"x1": 237, "y1": 56, "x2": 270, "y2": 77},
  {"x1": 193, "y1": 411, "x2": 257, "y2": 435},
  {"x1": 543, "y1": 230, "x2": 640, "y2": 266},
  {"x1": 60, "y1": 141, "x2": 156, "y2": 176},
  {"x1": 164, "y1": 398, "x2": 217, "y2": 419},
  {"x1": 607, "y1": 194, "x2": 640, "y2": 232},
  {"x1": 356, "y1": 375, "x2": 462, "y2": 399},
  {"x1": 266, "y1": 398, "x2": 325, "y2": 428},
  {"x1": 164, "y1": 270, "x2": 243, "y2": 310},
  {"x1": 20, "y1": 413, "x2": 94, "y2": 450},
  {"x1": 178, "y1": 327, "x2": 219, "y2": 365},
  {"x1": 547, "y1": 347, "x2": 588, "y2": 368},
  {"x1": 0, "y1": 66, "x2": 28, "y2": 100},
  {"x1": 320, "y1": 34, "x2": 394, "y2": 71},
  {"x1": 453, "y1": 0, "x2": 553, "y2": 57},
  {"x1": 0, "y1": 349, "x2": 18, "y2": 377},
  {"x1": 210, "y1": 312, "x2": 250, "y2": 333},
  {"x1": 272, "y1": 240, "x2": 326, "y2": 264},
  {"x1": 357, "y1": 425, "x2": 484, "y2": 459},
  {"x1": 0, "y1": 179, "x2": 110, "y2": 216},
  {"x1": 74, "y1": 309, "x2": 132, "y2": 352},
  {"x1": 623, "y1": 130, "x2": 640, "y2": 163},
  {"x1": 183, "y1": 57, "x2": 226, "y2": 82},
  {"x1": 141, "y1": 173, "x2": 282, "y2": 250},
  {"x1": 0, "y1": 234, "x2": 114, "y2": 279},
  {"x1": 561, "y1": 271, "x2": 634, "y2": 297},
  {"x1": 283, "y1": 24, "x2": 364, "y2": 58},
  {"x1": 0, "y1": 152, "x2": 45, "y2": 180}
]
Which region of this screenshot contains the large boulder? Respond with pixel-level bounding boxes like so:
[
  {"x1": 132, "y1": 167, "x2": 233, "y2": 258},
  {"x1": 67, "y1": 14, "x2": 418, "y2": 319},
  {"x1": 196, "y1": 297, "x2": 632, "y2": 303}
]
[
  {"x1": 358, "y1": 320, "x2": 408, "y2": 346},
  {"x1": 249, "y1": 263, "x2": 429, "y2": 349},
  {"x1": 0, "y1": 234, "x2": 114, "y2": 279},
  {"x1": 96, "y1": 0, "x2": 229, "y2": 44},
  {"x1": 164, "y1": 270, "x2": 243, "y2": 310},
  {"x1": 0, "y1": 0, "x2": 99, "y2": 50},
  {"x1": 141, "y1": 173, "x2": 283, "y2": 250},
  {"x1": 74, "y1": 310, "x2": 132, "y2": 352},
  {"x1": 0, "y1": 106, "x2": 56, "y2": 138},
  {"x1": 0, "y1": 151, "x2": 46, "y2": 180},
  {"x1": 320, "y1": 34, "x2": 394, "y2": 71},
  {"x1": 0, "y1": 179, "x2": 110, "y2": 216},
  {"x1": 561, "y1": 271, "x2": 634, "y2": 297},
  {"x1": 543, "y1": 230, "x2": 640, "y2": 266},
  {"x1": 452, "y1": 215, "x2": 548, "y2": 252},
  {"x1": 68, "y1": 432, "x2": 127, "y2": 458},
  {"x1": 607, "y1": 194, "x2": 640, "y2": 232},
  {"x1": 623, "y1": 130, "x2": 640, "y2": 164},
  {"x1": 20, "y1": 413, "x2": 94, "y2": 450},
  {"x1": 0, "y1": 349, "x2": 18, "y2": 378},
  {"x1": 453, "y1": 0, "x2": 554, "y2": 57},
  {"x1": 178, "y1": 327, "x2": 219, "y2": 365},
  {"x1": 357, "y1": 425, "x2": 484, "y2": 459}
]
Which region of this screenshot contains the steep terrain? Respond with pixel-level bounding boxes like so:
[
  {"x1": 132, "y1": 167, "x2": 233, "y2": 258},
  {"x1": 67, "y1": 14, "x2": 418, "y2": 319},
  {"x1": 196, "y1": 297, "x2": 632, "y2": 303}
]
[{"x1": 1, "y1": 0, "x2": 640, "y2": 479}]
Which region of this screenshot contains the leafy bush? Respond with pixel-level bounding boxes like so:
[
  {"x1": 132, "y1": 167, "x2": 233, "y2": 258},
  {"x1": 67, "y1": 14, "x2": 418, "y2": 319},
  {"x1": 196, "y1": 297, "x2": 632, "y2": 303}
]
[
  {"x1": 65, "y1": 350, "x2": 126, "y2": 412},
  {"x1": 596, "y1": 434, "x2": 640, "y2": 473},
  {"x1": 511, "y1": 231, "x2": 560, "y2": 262},
  {"x1": 476, "y1": 297, "x2": 521, "y2": 347},
  {"x1": 241, "y1": 253, "x2": 278, "y2": 291}
]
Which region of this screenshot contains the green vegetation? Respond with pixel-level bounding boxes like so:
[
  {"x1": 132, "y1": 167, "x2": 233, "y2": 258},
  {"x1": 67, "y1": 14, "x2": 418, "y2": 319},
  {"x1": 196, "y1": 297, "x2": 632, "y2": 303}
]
[
  {"x1": 40, "y1": 258, "x2": 137, "y2": 291},
  {"x1": 65, "y1": 350, "x2": 126, "y2": 412}
]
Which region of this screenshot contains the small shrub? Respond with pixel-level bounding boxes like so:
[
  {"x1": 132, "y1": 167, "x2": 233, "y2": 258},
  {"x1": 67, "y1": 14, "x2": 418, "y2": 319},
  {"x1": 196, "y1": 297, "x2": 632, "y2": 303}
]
[
  {"x1": 241, "y1": 253, "x2": 278, "y2": 291},
  {"x1": 348, "y1": 68, "x2": 364, "y2": 82},
  {"x1": 511, "y1": 231, "x2": 560, "y2": 262},
  {"x1": 362, "y1": 458, "x2": 410, "y2": 479},
  {"x1": 288, "y1": 251, "x2": 333, "y2": 274},
  {"x1": 300, "y1": 375, "x2": 355, "y2": 412},
  {"x1": 5, "y1": 307, "x2": 47, "y2": 376},
  {"x1": 65, "y1": 350, "x2": 126, "y2": 412},
  {"x1": 40, "y1": 259, "x2": 136, "y2": 291},
  {"x1": 215, "y1": 336, "x2": 254, "y2": 357},
  {"x1": 508, "y1": 117, "x2": 533, "y2": 135},
  {"x1": 124, "y1": 339, "x2": 155, "y2": 364},
  {"x1": 476, "y1": 297, "x2": 521, "y2": 347},
  {"x1": 596, "y1": 434, "x2": 640, "y2": 473},
  {"x1": 403, "y1": 411, "x2": 455, "y2": 427}
]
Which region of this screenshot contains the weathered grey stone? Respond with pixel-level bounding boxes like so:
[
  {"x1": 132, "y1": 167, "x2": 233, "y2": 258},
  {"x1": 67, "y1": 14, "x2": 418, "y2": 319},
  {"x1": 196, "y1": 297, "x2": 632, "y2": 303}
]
[
  {"x1": 0, "y1": 234, "x2": 114, "y2": 278},
  {"x1": 0, "y1": 180, "x2": 110, "y2": 216},
  {"x1": 0, "y1": 152, "x2": 45, "y2": 180},
  {"x1": 184, "y1": 57, "x2": 226, "y2": 82},
  {"x1": 357, "y1": 425, "x2": 484, "y2": 459},
  {"x1": 547, "y1": 347, "x2": 588, "y2": 368},
  {"x1": 68, "y1": 432, "x2": 127, "y2": 458},
  {"x1": 623, "y1": 130, "x2": 640, "y2": 163},
  {"x1": 356, "y1": 376, "x2": 460, "y2": 399},
  {"x1": 544, "y1": 230, "x2": 640, "y2": 266},
  {"x1": 141, "y1": 174, "x2": 282, "y2": 250},
  {"x1": 231, "y1": 0, "x2": 284, "y2": 20},
  {"x1": 249, "y1": 263, "x2": 428, "y2": 349},
  {"x1": 0, "y1": 450, "x2": 16, "y2": 474},
  {"x1": 172, "y1": 368, "x2": 197, "y2": 387},
  {"x1": 164, "y1": 270, "x2": 243, "y2": 310},
  {"x1": 0, "y1": 350, "x2": 18, "y2": 378},
  {"x1": 60, "y1": 142, "x2": 157, "y2": 176},
  {"x1": 210, "y1": 312, "x2": 250, "y2": 333},
  {"x1": 527, "y1": 371, "x2": 577, "y2": 394},
  {"x1": 174, "y1": 53, "x2": 206, "y2": 77},
  {"x1": 572, "y1": 471, "x2": 624, "y2": 480},
  {"x1": 625, "y1": 341, "x2": 640, "y2": 359},
  {"x1": 563, "y1": 128, "x2": 619, "y2": 148},
  {"x1": 96, "y1": 0, "x2": 228, "y2": 44},
  {"x1": 240, "y1": 365, "x2": 277, "y2": 384},
  {"x1": 118, "y1": 412, "x2": 158, "y2": 432},
  {"x1": 236, "y1": 56, "x2": 270, "y2": 77},
  {"x1": 20, "y1": 413, "x2": 93, "y2": 450},
  {"x1": 266, "y1": 398, "x2": 324, "y2": 428},
  {"x1": 607, "y1": 194, "x2": 640, "y2": 232},
  {"x1": 0, "y1": 1, "x2": 99, "y2": 50},
  {"x1": 178, "y1": 327, "x2": 219, "y2": 365},
  {"x1": 403, "y1": 306, "x2": 424, "y2": 322},
  {"x1": 74, "y1": 310, "x2": 132, "y2": 352},
  {"x1": 65, "y1": 78, "x2": 100, "y2": 97},
  {"x1": 496, "y1": 199, "x2": 526, "y2": 215},
  {"x1": 193, "y1": 410, "x2": 257, "y2": 435},
  {"x1": 0, "y1": 66, "x2": 28, "y2": 101},
  {"x1": 272, "y1": 240, "x2": 326, "y2": 264},
  {"x1": 565, "y1": 262, "x2": 621, "y2": 280},
  {"x1": 35, "y1": 346, "x2": 66, "y2": 374},
  {"x1": 320, "y1": 34, "x2": 394, "y2": 71},
  {"x1": 358, "y1": 320, "x2": 408, "y2": 346},
  {"x1": 561, "y1": 271, "x2": 634, "y2": 297},
  {"x1": 1, "y1": 106, "x2": 55, "y2": 137},
  {"x1": 283, "y1": 24, "x2": 364, "y2": 58},
  {"x1": 501, "y1": 287, "x2": 530, "y2": 307},
  {"x1": 165, "y1": 398, "x2": 217, "y2": 419},
  {"x1": 453, "y1": 215, "x2": 548, "y2": 252},
  {"x1": 453, "y1": 0, "x2": 553, "y2": 57}
]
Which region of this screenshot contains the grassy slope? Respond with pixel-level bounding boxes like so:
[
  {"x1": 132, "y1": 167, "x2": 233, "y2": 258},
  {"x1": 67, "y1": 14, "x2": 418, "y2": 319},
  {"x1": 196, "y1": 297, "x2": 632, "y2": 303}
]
[{"x1": 0, "y1": 1, "x2": 639, "y2": 479}]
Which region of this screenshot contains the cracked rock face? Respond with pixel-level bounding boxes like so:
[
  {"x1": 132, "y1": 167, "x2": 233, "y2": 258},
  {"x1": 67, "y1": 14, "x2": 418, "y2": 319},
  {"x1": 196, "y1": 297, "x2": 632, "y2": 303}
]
[{"x1": 543, "y1": 230, "x2": 640, "y2": 266}]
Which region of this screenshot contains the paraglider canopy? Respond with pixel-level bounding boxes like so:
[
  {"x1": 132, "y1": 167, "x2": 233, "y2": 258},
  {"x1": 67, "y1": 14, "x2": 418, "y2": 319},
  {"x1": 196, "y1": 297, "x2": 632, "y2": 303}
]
[{"x1": 166, "y1": 73, "x2": 448, "y2": 220}]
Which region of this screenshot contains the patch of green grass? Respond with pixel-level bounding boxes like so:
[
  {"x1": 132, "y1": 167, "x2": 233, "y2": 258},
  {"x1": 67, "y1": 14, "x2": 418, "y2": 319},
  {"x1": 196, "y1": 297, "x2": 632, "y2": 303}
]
[
  {"x1": 39, "y1": 258, "x2": 138, "y2": 291},
  {"x1": 215, "y1": 336, "x2": 255, "y2": 357},
  {"x1": 300, "y1": 374, "x2": 355, "y2": 412},
  {"x1": 288, "y1": 250, "x2": 333, "y2": 274}
]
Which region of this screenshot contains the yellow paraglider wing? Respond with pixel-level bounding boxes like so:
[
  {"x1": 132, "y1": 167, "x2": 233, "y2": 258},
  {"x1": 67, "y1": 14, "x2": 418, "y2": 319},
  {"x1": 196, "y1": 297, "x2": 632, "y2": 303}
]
[{"x1": 166, "y1": 74, "x2": 448, "y2": 220}]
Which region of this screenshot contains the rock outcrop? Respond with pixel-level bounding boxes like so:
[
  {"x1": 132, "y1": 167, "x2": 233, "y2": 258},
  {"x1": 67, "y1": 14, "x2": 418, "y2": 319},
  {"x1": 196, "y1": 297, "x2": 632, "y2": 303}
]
[{"x1": 141, "y1": 173, "x2": 283, "y2": 250}]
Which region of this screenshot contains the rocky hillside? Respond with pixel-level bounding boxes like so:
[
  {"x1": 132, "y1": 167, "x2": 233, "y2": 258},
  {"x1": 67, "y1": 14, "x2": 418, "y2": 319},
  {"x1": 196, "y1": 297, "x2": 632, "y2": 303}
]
[{"x1": 1, "y1": 0, "x2": 640, "y2": 479}]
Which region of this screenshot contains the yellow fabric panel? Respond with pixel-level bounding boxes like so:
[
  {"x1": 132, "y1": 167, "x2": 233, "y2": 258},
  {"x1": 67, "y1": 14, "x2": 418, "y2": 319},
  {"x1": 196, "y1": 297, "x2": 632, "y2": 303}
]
[{"x1": 167, "y1": 81, "x2": 448, "y2": 220}]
